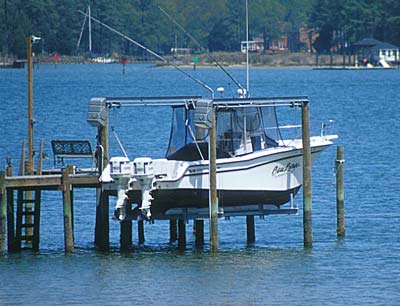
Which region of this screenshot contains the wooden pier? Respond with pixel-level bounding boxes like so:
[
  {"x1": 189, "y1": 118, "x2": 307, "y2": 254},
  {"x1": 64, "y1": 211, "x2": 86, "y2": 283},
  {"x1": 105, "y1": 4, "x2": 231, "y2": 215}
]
[{"x1": 0, "y1": 35, "x2": 345, "y2": 255}]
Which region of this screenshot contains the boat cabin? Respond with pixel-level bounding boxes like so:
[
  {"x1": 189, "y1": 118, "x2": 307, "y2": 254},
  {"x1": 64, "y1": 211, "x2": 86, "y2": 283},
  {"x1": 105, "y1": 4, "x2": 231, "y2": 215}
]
[{"x1": 166, "y1": 103, "x2": 282, "y2": 161}]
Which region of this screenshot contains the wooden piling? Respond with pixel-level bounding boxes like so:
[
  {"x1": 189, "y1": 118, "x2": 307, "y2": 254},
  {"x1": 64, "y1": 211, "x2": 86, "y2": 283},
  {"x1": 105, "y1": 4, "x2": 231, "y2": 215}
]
[
  {"x1": 302, "y1": 100, "x2": 312, "y2": 248},
  {"x1": 94, "y1": 190, "x2": 109, "y2": 251},
  {"x1": 246, "y1": 215, "x2": 255, "y2": 244},
  {"x1": 27, "y1": 36, "x2": 34, "y2": 176},
  {"x1": 62, "y1": 166, "x2": 74, "y2": 253},
  {"x1": 138, "y1": 219, "x2": 145, "y2": 245},
  {"x1": 6, "y1": 165, "x2": 15, "y2": 252},
  {"x1": 95, "y1": 111, "x2": 109, "y2": 250},
  {"x1": 194, "y1": 219, "x2": 204, "y2": 248},
  {"x1": 0, "y1": 171, "x2": 6, "y2": 255},
  {"x1": 31, "y1": 140, "x2": 44, "y2": 252},
  {"x1": 336, "y1": 146, "x2": 345, "y2": 237},
  {"x1": 120, "y1": 209, "x2": 132, "y2": 251},
  {"x1": 209, "y1": 109, "x2": 219, "y2": 252},
  {"x1": 19, "y1": 140, "x2": 26, "y2": 176},
  {"x1": 169, "y1": 219, "x2": 177, "y2": 242},
  {"x1": 178, "y1": 219, "x2": 186, "y2": 249}
]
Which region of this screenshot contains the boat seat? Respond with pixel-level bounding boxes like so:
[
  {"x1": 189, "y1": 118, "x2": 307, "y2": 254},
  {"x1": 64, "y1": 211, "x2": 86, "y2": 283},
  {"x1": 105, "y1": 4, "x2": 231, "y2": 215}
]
[
  {"x1": 167, "y1": 142, "x2": 230, "y2": 161},
  {"x1": 51, "y1": 140, "x2": 95, "y2": 168}
]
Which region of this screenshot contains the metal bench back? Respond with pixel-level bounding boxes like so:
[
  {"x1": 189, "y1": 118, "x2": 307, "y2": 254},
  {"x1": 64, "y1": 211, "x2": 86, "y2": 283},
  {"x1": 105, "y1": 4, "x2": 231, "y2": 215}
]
[{"x1": 51, "y1": 140, "x2": 94, "y2": 167}]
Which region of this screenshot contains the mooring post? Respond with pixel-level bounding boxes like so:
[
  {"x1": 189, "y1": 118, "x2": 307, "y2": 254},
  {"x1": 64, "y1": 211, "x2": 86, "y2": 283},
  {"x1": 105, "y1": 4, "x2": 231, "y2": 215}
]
[
  {"x1": 169, "y1": 219, "x2": 177, "y2": 242},
  {"x1": 6, "y1": 164, "x2": 15, "y2": 253},
  {"x1": 302, "y1": 100, "x2": 312, "y2": 248},
  {"x1": 95, "y1": 191, "x2": 109, "y2": 251},
  {"x1": 194, "y1": 219, "x2": 204, "y2": 248},
  {"x1": 95, "y1": 112, "x2": 109, "y2": 251},
  {"x1": 120, "y1": 204, "x2": 132, "y2": 251},
  {"x1": 19, "y1": 140, "x2": 26, "y2": 176},
  {"x1": 246, "y1": 215, "x2": 255, "y2": 244},
  {"x1": 209, "y1": 108, "x2": 219, "y2": 252},
  {"x1": 32, "y1": 140, "x2": 44, "y2": 252},
  {"x1": 27, "y1": 36, "x2": 34, "y2": 176},
  {"x1": 0, "y1": 171, "x2": 6, "y2": 255},
  {"x1": 336, "y1": 146, "x2": 345, "y2": 237},
  {"x1": 138, "y1": 220, "x2": 145, "y2": 245},
  {"x1": 178, "y1": 219, "x2": 186, "y2": 249},
  {"x1": 62, "y1": 166, "x2": 74, "y2": 253}
]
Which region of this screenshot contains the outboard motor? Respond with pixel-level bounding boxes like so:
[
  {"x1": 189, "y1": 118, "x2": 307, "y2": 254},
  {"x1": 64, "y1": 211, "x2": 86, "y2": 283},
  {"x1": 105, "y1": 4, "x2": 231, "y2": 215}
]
[
  {"x1": 133, "y1": 157, "x2": 154, "y2": 219},
  {"x1": 110, "y1": 157, "x2": 132, "y2": 221}
]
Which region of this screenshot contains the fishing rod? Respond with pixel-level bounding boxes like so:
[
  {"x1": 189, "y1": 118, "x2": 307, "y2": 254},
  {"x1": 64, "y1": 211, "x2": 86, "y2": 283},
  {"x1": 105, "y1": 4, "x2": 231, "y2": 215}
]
[
  {"x1": 78, "y1": 10, "x2": 214, "y2": 99},
  {"x1": 158, "y1": 6, "x2": 248, "y2": 97}
]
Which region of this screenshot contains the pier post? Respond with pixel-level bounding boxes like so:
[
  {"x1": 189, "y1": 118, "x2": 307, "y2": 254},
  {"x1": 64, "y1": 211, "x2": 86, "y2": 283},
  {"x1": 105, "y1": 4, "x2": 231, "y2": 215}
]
[
  {"x1": 120, "y1": 205, "x2": 132, "y2": 251},
  {"x1": 62, "y1": 166, "x2": 74, "y2": 253},
  {"x1": 209, "y1": 109, "x2": 219, "y2": 252},
  {"x1": 6, "y1": 164, "x2": 15, "y2": 252},
  {"x1": 138, "y1": 220, "x2": 145, "y2": 245},
  {"x1": 27, "y1": 36, "x2": 34, "y2": 176},
  {"x1": 336, "y1": 146, "x2": 345, "y2": 237},
  {"x1": 32, "y1": 140, "x2": 44, "y2": 252},
  {"x1": 94, "y1": 190, "x2": 109, "y2": 251},
  {"x1": 246, "y1": 215, "x2": 255, "y2": 244},
  {"x1": 95, "y1": 110, "x2": 109, "y2": 251},
  {"x1": 169, "y1": 219, "x2": 177, "y2": 242},
  {"x1": 301, "y1": 100, "x2": 312, "y2": 248},
  {"x1": 178, "y1": 219, "x2": 186, "y2": 249},
  {"x1": 0, "y1": 171, "x2": 6, "y2": 255},
  {"x1": 194, "y1": 219, "x2": 204, "y2": 248}
]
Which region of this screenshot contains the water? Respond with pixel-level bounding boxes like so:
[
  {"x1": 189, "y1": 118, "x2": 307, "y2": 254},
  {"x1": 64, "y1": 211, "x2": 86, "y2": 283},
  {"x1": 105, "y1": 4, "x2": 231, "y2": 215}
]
[{"x1": 0, "y1": 64, "x2": 399, "y2": 305}]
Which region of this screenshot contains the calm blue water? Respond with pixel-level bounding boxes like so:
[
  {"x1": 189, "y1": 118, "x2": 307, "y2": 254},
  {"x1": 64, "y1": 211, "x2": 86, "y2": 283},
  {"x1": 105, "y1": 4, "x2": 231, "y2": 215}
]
[{"x1": 0, "y1": 64, "x2": 399, "y2": 305}]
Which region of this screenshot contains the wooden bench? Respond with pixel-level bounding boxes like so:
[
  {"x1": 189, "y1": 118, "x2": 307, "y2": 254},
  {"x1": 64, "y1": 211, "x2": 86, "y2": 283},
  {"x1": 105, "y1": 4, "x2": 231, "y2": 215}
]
[{"x1": 51, "y1": 140, "x2": 94, "y2": 168}]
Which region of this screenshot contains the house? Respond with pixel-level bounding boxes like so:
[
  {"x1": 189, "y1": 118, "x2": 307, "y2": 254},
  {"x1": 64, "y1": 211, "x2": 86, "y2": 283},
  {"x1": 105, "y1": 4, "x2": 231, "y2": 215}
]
[
  {"x1": 351, "y1": 38, "x2": 399, "y2": 65},
  {"x1": 241, "y1": 39, "x2": 264, "y2": 53}
]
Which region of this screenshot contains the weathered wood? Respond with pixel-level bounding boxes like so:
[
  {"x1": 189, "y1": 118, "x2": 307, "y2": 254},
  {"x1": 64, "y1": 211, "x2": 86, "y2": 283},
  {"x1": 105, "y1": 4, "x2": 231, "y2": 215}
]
[
  {"x1": 19, "y1": 140, "x2": 25, "y2": 176},
  {"x1": 302, "y1": 101, "x2": 312, "y2": 248},
  {"x1": 6, "y1": 165, "x2": 15, "y2": 252},
  {"x1": 95, "y1": 111, "x2": 109, "y2": 250},
  {"x1": 0, "y1": 171, "x2": 6, "y2": 255},
  {"x1": 246, "y1": 215, "x2": 255, "y2": 244},
  {"x1": 178, "y1": 219, "x2": 186, "y2": 249},
  {"x1": 32, "y1": 190, "x2": 41, "y2": 252},
  {"x1": 336, "y1": 146, "x2": 345, "y2": 237},
  {"x1": 37, "y1": 139, "x2": 44, "y2": 175},
  {"x1": 209, "y1": 109, "x2": 219, "y2": 252},
  {"x1": 27, "y1": 36, "x2": 34, "y2": 176},
  {"x1": 194, "y1": 219, "x2": 204, "y2": 248},
  {"x1": 62, "y1": 166, "x2": 74, "y2": 253},
  {"x1": 138, "y1": 220, "x2": 145, "y2": 245},
  {"x1": 169, "y1": 219, "x2": 177, "y2": 242},
  {"x1": 15, "y1": 191, "x2": 23, "y2": 251},
  {"x1": 5, "y1": 174, "x2": 100, "y2": 189}
]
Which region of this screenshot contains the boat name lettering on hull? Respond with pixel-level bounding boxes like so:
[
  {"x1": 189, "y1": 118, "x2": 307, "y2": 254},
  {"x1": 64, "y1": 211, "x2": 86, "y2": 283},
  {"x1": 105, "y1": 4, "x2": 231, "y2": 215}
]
[{"x1": 272, "y1": 162, "x2": 300, "y2": 176}]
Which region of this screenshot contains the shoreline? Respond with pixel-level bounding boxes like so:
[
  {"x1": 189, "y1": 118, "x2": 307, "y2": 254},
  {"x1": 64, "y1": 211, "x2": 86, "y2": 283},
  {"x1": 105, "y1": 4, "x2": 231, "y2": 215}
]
[{"x1": 1, "y1": 52, "x2": 398, "y2": 69}]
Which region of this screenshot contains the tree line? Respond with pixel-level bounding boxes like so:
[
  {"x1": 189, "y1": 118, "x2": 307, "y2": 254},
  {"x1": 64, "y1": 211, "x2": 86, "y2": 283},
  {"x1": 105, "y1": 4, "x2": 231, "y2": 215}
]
[{"x1": 1, "y1": 0, "x2": 399, "y2": 59}]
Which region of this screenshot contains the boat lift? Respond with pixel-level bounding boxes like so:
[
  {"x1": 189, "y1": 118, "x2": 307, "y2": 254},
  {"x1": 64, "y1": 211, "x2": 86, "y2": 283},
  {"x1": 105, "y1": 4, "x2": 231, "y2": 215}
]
[{"x1": 87, "y1": 95, "x2": 312, "y2": 221}]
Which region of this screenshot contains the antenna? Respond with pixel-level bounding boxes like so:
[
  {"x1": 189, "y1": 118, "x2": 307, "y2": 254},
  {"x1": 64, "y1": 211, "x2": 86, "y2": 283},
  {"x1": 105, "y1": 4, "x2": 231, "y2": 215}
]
[
  {"x1": 78, "y1": 10, "x2": 214, "y2": 99},
  {"x1": 158, "y1": 6, "x2": 246, "y2": 95},
  {"x1": 246, "y1": 0, "x2": 250, "y2": 97},
  {"x1": 88, "y1": 5, "x2": 92, "y2": 53}
]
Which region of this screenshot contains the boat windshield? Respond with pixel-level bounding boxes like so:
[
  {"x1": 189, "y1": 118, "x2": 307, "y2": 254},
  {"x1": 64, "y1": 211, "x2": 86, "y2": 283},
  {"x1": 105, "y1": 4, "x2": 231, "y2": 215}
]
[{"x1": 166, "y1": 105, "x2": 282, "y2": 161}]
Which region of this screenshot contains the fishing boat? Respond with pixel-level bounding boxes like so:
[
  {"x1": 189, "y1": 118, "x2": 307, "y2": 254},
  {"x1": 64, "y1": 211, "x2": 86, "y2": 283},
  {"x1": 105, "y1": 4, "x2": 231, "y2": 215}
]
[
  {"x1": 83, "y1": 5, "x2": 337, "y2": 221},
  {"x1": 88, "y1": 95, "x2": 337, "y2": 220}
]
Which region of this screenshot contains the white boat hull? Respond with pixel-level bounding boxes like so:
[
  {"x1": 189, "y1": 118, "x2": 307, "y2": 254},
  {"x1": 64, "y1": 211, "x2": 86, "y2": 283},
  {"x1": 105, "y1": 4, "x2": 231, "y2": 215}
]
[{"x1": 103, "y1": 138, "x2": 333, "y2": 218}]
